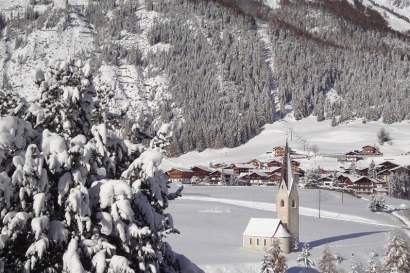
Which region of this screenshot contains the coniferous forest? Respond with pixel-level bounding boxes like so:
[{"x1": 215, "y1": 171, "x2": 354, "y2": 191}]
[{"x1": 1, "y1": 0, "x2": 410, "y2": 155}]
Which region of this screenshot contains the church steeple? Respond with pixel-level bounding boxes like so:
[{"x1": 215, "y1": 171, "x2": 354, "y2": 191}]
[
  {"x1": 276, "y1": 141, "x2": 299, "y2": 251},
  {"x1": 280, "y1": 140, "x2": 294, "y2": 193}
]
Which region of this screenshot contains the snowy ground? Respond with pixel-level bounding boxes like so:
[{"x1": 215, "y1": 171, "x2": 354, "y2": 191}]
[
  {"x1": 162, "y1": 116, "x2": 410, "y2": 171},
  {"x1": 167, "y1": 185, "x2": 410, "y2": 273}
]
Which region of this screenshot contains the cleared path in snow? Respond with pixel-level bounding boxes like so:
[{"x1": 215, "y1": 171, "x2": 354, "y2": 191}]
[{"x1": 181, "y1": 195, "x2": 404, "y2": 228}]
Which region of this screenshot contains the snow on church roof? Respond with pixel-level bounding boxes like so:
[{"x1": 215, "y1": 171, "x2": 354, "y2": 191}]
[{"x1": 242, "y1": 218, "x2": 290, "y2": 238}]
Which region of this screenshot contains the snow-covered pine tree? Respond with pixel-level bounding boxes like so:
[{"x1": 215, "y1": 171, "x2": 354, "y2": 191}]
[
  {"x1": 365, "y1": 251, "x2": 381, "y2": 273},
  {"x1": 318, "y1": 247, "x2": 339, "y2": 273},
  {"x1": 0, "y1": 89, "x2": 27, "y2": 118},
  {"x1": 297, "y1": 243, "x2": 315, "y2": 268},
  {"x1": 383, "y1": 235, "x2": 410, "y2": 273},
  {"x1": 368, "y1": 196, "x2": 387, "y2": 212},
  {"x1": 0, "y1": 59, "x2": 202, "y2": 273},
  {"x1": 350, "y1": 262, "x2": 364, "y2": 273},
  {"x1": 260, "y1": 240, "x2": 287, "y2": 273},
  {"x1": 368, "y1": 161, "x2": 376, "y2": 179}
]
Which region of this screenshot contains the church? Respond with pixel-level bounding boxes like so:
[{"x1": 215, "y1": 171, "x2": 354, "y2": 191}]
[{"x1": 242, "y1": 142, "x2": 299, "y2": 254}]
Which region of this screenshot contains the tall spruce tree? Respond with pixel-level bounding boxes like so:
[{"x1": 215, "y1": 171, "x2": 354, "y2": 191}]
[
  {"x1": 383, "y1": 235, "x2": 410, "y2": 273},
  {"x1": 318, "y1": 247, "x2": 339, "y2": 273},
  {"x1": 261, "y1": 240, "x2": 287, "y2": 273},
  {"x1": 0, "y1": 59, "x2": 202, "y2": 273}
]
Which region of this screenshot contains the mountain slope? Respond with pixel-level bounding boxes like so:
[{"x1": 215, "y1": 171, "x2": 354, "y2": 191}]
[{"x1": 1, "y1": 0, "x2": 410, "y2": 156}]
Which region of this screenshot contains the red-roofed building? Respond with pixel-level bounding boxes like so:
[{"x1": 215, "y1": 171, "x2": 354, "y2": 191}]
[{"x1": 166, "y1": 168, "x2": 193, "y2": 184}]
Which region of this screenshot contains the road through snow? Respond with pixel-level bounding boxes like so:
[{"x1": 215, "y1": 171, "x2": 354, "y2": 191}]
[{"x1": 181, "y1": 195, "x2": 404, "y2": 228}]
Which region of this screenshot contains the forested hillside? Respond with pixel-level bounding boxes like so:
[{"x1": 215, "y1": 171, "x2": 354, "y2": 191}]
[{"x1": 0, "y1": 0, "x2": 410, "y2": 155}]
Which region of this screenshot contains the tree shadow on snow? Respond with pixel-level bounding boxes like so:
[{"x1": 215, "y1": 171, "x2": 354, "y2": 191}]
[
  {"x1": 308, "y1": 231, "x2": 386, "y2": 248},
  {"x1": 287, "y1": 266, "x2": 320, "y2": 273}
]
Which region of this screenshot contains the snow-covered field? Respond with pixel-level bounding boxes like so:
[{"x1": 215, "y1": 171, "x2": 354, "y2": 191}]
[
  {"x1": 162, "y1": 116, "x2": 410, "y2": 171},
  {"x1": 347, "y1": 0, "x2": 410, "y2": 32},
  {"x1": 167, "y1": 186, "x2": 410, "y2": 273}
]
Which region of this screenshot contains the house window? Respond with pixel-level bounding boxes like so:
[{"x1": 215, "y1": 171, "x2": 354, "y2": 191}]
[
  {"x1": 257, "y1": 239, "x2": 259, "y2": 245},
  {"x1": 292, "y1": 200, "x2": 296, "y2": 207},
  {"x1": 264, "y1": 239, "x2": 267, "y2": 246},
  {"x1": 280, "y1": 200, "x2": 285, "y2": 207},
  {"x1": 249, "y1": 238, "x2": 252, "y2": 245}
]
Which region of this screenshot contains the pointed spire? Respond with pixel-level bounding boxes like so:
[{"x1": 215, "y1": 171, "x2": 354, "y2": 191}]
[
  {"x1": 281, "y1": 140, "x2": 294, "y2": 193},
  {"x1": 281, "y1": 140, "x2": 289, "y2": 187}
]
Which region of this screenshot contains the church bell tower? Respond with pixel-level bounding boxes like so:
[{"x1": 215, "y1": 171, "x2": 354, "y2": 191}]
[{"x1": 276, "y1": 141, "x2": 299, "y2": 249}]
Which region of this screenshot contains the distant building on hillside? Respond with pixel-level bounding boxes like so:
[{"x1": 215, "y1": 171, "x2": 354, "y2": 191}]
[
  {"x1": 248, "y1": 159, "x2": 264, "y2": 169},
  {"x1": 273, "y1": 146, "x2": 286, "y2": 157},
  {"x1": 361, "y1": 145, "x2": 381, "y2": 156},
  {"x1": 264, "y1": 159, "x2": 283, "y2": 168},
  {"x1": 243, "y1": 142, "x2": 299, "y2": 254}
]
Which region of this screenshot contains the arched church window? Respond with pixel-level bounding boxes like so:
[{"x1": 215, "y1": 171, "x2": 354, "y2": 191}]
[
  {"x1": 280, "y1": 200, "x2": 285, "y2": 207},
  {"x1": 292, "y1": 200, "x2": 296, "y2": 207}
]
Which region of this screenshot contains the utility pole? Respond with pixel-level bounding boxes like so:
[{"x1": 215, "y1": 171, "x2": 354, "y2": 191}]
[{"x1": 318, "y1": 187, "x2": 321, "y2": 219}]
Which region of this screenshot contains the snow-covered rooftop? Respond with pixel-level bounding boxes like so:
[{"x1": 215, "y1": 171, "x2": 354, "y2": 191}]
[
  {"x1": 238, "y1": 171, "x2": 269, "y2": 178},
  {"x1": 192, "y1": 165, "x2": 213, "y2": 172},
  {"x1": 233, "y1": 163, "x2": 255, "y2": 169},
  {"x1": 167, "y1": 167, "x2": 193, "y2": 173},
  {"x1": 242, "y1": 218, "x2": 290, "y2": 238}
]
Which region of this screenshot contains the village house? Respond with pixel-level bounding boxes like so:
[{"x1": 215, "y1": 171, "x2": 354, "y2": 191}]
[
  {"x1": 337, "y1": 174, "x2": 375, "y2": 194},
  {"x1": 376, "y1": 161, "x2": 399, "y2": 172},
  {"x1": 232, "y1": 163, "x2": 255, "y2": 174},
  {"x1": 166, "y1": 168, "x2": 193, "y2": 184},
  {"x1": 239, "y1": 171, "x2": 269, "y2": 185},
  {"x1": 268, "y1": 173, "x2": 282, "y2": 184},
  {"x1": 290, "y1": 160, "x2": 304, "y2": 177},
  {"x1": 264, "y1": 167, "x2": 282, "y2": 176},
  {"x1": 360, "y1": 145, "x2": 382, "y2": 156},
  {"x1": 191, "y1": 165, "x2": 212, "y2": 179},
  {"x1": 356, "y1": 167, "x2": 369, "y2": 176},
  {"x1": 208, "y1": 169, "x2": 234, "y2": 184},
  {"x1": 344, "y1": 151, "x2": 362, "y2": 162},
  {"x1": 260, "y1": 159, "x2": 282, "y2": 168},
  {"x1": 247, "y1": 159, "x2": 265, "y2": 169},
  {"x1": 374, "y1": 161, "x2": 400, "y2": 183},
  {"x1": 273, "y1": 146, "x2": 286, "y2": 157},
  {"x1": 376, "y1": 165, "x2": 409, "y2": 187},
  {"x1": 376, "y1": 169, "x2": 391, "y2": 183},
  {"x1": 389, "y1": 166, "x2": 410, "y2": 177},
  {"x1": 319, "y1": 176, "x2": 334, "y2": 187},
  {"x1": 373, "y1": 179, "x2": 388, "y2": 196}
]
